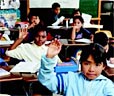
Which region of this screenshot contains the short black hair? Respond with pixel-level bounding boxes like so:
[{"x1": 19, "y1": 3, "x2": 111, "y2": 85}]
[
  {"x1": 72, "y1": 8, "x2": 82, "y2": 16},
  {"x1": 94, "y1": 32, "x2": 108, "y2": 46},
  {"x1": 33, "y1": 25, "x2": 47, "y2": 37},
  {"x1": 52, "y1": 2, "x2": 60, "y2": 9},
  {"x1": 73, "y1": 16, "x2": 84, "y2": 24},
  {"x1": 80, "y1": 43, "x2": 107, "y2": 66}
]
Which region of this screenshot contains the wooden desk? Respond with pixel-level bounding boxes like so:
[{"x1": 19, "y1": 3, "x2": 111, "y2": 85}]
[
  {"x1": 0, "y1": 66, "x2": 22, "y2": 82},
  {"x1": 104, "y1": 67, "x2": 114, "y2": 77},
  {"x1": 0, "y1": 44, "x2": 11, "y2": 48},
  {"x1": 60, "y1": 39, "x2": 90, "y2": 60},
  {"x1": 0, "y1": 73, "x2": 22, "y2": 82}
]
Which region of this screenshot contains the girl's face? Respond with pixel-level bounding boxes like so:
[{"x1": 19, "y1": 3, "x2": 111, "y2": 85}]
[
  {"x1": 31, "y1": 16, "x2": 40, "y2": 25},
  {"x1": 34, "y1": 31, "x2": 47, "y2": 46},
  {"x1": 81, "y1": 55, "x2": 105, "y2": 80},
  {"x1": 73, "y1": 19, "x2": 83, "y2": 29}
]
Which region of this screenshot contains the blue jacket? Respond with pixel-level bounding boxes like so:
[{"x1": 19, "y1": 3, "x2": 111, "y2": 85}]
[{"x1": 38, "y1": 55, "x2": 114, "y2": 96}]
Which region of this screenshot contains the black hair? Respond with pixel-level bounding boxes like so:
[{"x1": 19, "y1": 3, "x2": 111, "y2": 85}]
[
  {"x1": 73, "y1": 16, "x2": 84, "y2": 24},
  {"x1": 80, "y1": 43, "x2": 107, "y2": 66},
  {"x1": 52, "y1": 2, "x2": 60, "y2": 9},
  {"x1": 72, "y1": 8, "x2": 82, "y2": 16},
  {"x1": 94, "y1": 32, "x2": 108, "y2": 47},
  {"x1": 33, "y1": 25, "x2": 47, "y2": 38}
]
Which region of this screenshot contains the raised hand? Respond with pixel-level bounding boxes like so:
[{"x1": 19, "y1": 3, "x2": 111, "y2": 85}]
[
  {"x1": 19, "y1": 28, "x2": 28, "y2": 39},
  {"x1": 46, "y1": 39, "x2": 62, "y2": 58}
]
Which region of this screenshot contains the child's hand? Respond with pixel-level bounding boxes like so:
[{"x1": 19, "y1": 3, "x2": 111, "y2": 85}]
[
  {"x1": 28, "y1": 23, "x2": 36, "y2": 29},
  {"x1": 109, "y1": 57, "x2": 114, "y2": 64},
  {"x1": 19, "y1": 28, "x2": 28, "y2": 39},
  {"x1": 46, "y1": 39, "x2": 62, "y2": 58},
  {"x1": 72, "y1": 25, "x2": 79, "y2": 32}
]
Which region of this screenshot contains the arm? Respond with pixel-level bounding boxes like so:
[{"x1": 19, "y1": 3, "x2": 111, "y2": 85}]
[
  {"x1": 9, "y1": 28, "x2": 28, "y2": 50},
  {"x1": 38, "y1": 39, "x2": 62, "y2": 93},
  {"x1": 71, "y1": 26, "x2": 78, "y2": 40}
]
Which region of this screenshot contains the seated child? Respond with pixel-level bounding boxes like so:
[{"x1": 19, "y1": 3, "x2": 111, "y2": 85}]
[
  {"x1": 71, "y1": 16, "x2": 93, "y2": 40},
  {"x1": 37, "y1": 39, "x2": 114, "y2": 96},
  {"x1": 94, "y1": 32, "x2": 114, "y2": 64}
]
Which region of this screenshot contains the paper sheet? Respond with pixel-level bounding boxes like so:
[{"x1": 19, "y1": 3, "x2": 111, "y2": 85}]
[
  {"x1": 75, "y1": 38, "x2": 92, "y2": 44},
  {"x1": 10, "y1": 62, "x2": 39, "y2": 73}
]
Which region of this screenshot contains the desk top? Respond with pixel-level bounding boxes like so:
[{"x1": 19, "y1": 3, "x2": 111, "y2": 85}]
[
  {"x1": 0, "y1": 66, "x2": 22, "y2": 82},
  {"x1": 0, "y1": 73, "x2": 22, "y2": 82},
  {"x1": 47, "y1": 24, "x2": 103, "y2": 29},
  {"x1": 60, "y1": 39, "x2": 92, "y2": 46},
  {"x1": 104, "y1": 67, "x2": 114, "y2": 76}
]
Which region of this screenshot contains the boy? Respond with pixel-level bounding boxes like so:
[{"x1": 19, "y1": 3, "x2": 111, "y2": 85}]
[
  {"x1": 46, "y1": 2, "x2": 62, "y2": 26},
  {"x1": 5, "y1": 25, "x2": 61, "y2": 67},
  {"x1": 94, "y1": 32, "x2": 114, "y2": 64},
  {"x1": 38, "y1": 39, "x2": 114, "y2": 96}
]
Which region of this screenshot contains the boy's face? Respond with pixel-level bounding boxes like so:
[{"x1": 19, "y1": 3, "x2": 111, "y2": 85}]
[
  {"x1": 34, "y1": 31, "x2": 47, "y2": 46},
  {"x1": 53, "y1": 7, "x2": 60, "y2": 15},
  {"x1": 81, "y1": 55, "x2": 105, "y2": 80},
  {"x1": 73, "y1": 19, "x2": 83, "y2": 29}
]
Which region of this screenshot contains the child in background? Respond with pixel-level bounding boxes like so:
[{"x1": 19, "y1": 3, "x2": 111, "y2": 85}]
[
  {"x1": 94, "y1": 32, "x2": 114, "y2": 64},
  {"x1": 38, "y1": 40, "x2": 114, "y2": 96},
  {"x1": 69, "y1": 8, "x2": 82, "y2": 25},
  {"x1": 25, "y1": 15, "x2": 45, "y2": 42},
  {"x1": 46, "y1": 2, "x2": 63, "y2": 26},
  {"x1": 71, "y1": 16, "x2": 93, "y2": 40},
  {"x1": 27, "y1": 15, "x2": 44, "y2": 30}
]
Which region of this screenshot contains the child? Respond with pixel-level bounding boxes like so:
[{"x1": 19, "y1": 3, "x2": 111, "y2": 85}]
[
  {"x1": 71, "y1": 16, "x2": 93, "y2": 40},
  {"x1": 27, "y1": 15, "x2": 44, "y2": 30},
  {"x1": 26, "y1": 15, "x2": 45, "y2": 42},
  {"x1": 38, "y1": 39, "x2": 114, "y2": 96},
  {"x1": 69, "y1": 8, "x2": 82, "y2": 24},
  {"x1": 5, "y1": 25, "x2": 61, "y2": 66},
  {"x1": 94, "y1": 32, "x2": 114, "y2": 64},
  {"x1": 46, "y1": 2, "x2": 63, "y2": 26}
]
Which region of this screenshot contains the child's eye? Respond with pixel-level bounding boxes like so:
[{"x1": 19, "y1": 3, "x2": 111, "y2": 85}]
[
  {"x1": 84, "y1": 62, "x2": 89, "y2": 65},
  {"x1": 97, "y1": 63, "x2": 102, "y2": 66}
]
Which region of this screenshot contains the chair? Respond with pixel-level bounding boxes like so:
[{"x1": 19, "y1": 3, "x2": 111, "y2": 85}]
[{"x1": 95, "y1": 30, "x2": 112, "y2": 38}]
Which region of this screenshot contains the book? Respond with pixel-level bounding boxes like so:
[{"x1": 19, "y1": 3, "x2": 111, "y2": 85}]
[
  {"x1": 54, "y1": 61, "x2": 79, "y2": 73},
  {"x1": 0, "y1": 68, "x2": 10, "y2": 78},
  {"x1": 10, "y1": 62, "x2": 40, "y2": 73}
]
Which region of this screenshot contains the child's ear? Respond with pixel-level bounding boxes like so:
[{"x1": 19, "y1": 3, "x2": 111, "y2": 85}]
[{"x1": 103, "y1": 65, "x2": 106, "y2": 70}]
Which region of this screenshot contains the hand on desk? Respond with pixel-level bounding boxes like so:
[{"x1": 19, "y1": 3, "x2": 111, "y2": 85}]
[{"x1": 109, "y1": 57, "x2": 114, "y2": 64}]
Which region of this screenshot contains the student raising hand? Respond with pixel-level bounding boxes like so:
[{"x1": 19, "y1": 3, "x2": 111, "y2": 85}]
[{"x1": 46, "y1": 39, "x2": 62, "y2": 58}]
